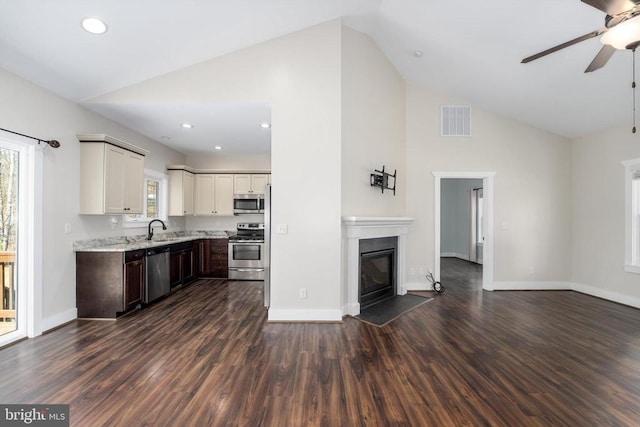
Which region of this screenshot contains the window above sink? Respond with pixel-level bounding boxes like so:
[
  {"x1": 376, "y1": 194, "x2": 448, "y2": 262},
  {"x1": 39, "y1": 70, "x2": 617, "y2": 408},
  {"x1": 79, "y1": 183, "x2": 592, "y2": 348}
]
[{"x1": 124, "y1": 169, "x2": 168, "y2": 228}]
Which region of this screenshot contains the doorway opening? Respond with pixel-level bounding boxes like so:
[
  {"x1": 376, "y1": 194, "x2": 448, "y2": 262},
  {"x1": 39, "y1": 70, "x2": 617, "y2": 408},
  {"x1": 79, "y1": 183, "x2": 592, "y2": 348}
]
[{"x1": 433, "y1": 172, "x2": 495, "y2": 291}]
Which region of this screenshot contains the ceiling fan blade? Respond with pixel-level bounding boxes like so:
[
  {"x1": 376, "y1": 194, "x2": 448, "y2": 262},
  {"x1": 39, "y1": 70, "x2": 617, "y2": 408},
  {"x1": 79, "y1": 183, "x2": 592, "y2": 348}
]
[
  {"x1": 585, "y1": 44, "x2": 617, "y2": 72},
  {"x1": 521, "y1": 29, "x2": 606, "y2": 64},
  {"x1": 581, "y1": 0, "x2": 638, "y2": 15}
]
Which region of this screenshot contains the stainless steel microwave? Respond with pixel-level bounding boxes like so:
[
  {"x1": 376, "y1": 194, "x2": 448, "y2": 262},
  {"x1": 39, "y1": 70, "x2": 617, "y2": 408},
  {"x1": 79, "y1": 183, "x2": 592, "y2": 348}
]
[{"x1": 233, "y1": 194, "x2": 264, "y2": 215}]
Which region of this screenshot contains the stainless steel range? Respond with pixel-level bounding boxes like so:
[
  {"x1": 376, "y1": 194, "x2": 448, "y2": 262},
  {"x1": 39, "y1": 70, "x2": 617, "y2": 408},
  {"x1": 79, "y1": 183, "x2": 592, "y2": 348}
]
[{"x1": 228, "y1": 223, "x2": 265, "y2": 280}]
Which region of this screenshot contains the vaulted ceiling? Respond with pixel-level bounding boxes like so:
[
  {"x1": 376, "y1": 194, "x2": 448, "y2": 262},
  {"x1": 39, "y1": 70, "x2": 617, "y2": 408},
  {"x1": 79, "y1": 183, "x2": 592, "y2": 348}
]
[{"x1": 1, "y1": 0, "x2": 635, "y2": 154}]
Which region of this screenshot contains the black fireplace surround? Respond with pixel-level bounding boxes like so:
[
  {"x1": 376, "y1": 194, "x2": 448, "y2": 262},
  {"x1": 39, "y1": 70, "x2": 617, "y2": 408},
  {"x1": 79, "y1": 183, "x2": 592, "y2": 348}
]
[{"x1": 359, "y1": 236, "x2": 398, "y2": 308}]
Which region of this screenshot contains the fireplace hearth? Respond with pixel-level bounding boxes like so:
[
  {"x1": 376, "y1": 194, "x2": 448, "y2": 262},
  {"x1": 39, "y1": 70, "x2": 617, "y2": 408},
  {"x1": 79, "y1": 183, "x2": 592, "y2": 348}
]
[{"x1": 359, "y1": 237, "x2": 397, "y2": 308}]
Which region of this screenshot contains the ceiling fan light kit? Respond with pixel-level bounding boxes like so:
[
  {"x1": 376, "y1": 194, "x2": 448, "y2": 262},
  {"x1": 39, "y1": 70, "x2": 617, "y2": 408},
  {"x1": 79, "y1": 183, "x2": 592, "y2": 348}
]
[
  {"x1": 522, "y1": 0, "x2": 640, "y2": 133},
  {"x1": 522, "y1": 0, "x2": 640, "y2": 71},
  {"x1": 601, "y1": 14, "x2": 640, "y2": 49}
]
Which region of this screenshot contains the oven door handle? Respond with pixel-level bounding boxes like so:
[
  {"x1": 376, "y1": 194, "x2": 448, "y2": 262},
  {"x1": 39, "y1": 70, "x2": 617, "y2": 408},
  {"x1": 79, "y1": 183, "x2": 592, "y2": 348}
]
[{"x1": 230, "y1": 268, "x2": 265, "y2": 272}]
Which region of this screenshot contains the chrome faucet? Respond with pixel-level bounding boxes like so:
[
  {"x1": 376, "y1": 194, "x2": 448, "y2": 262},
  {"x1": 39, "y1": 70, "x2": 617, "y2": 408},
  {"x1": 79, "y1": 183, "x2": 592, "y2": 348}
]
[{"x1": 147, "y1": 219, "x2": 167, "y2": 240}]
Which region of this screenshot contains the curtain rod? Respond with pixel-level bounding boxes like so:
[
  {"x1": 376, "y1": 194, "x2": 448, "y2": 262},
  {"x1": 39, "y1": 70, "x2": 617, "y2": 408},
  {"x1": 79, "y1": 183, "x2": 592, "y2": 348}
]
[{"x1": 0, "y1": 127, "x2": 61, "y2": 148}]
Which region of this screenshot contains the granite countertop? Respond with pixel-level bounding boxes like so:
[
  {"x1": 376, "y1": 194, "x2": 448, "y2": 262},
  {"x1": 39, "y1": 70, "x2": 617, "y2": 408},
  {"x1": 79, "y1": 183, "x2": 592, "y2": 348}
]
[{"x1": 74, "y1": 230, "x2": 232, "y2": 252}]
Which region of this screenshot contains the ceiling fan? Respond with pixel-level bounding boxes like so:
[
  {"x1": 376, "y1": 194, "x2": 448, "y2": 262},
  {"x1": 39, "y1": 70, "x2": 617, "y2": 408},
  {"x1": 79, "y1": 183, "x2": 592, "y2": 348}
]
[{"x1": 522, "y1": 0, "x2": 640, "y2": 72}]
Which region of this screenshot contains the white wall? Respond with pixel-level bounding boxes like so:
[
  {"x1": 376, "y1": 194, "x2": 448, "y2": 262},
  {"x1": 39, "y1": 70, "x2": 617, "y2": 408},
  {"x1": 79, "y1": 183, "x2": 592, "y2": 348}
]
[
  {"x1": 340, "y1": 26, "x2": 406, "y2": 217},
  {"x1": 405, "y1": 84, "x2": 573, "y2": 289},
  {"x1": 441, "y1": 178, "x2": 482, "y2": 259},
  {"x1": 571, "y1": 124, "x2": 640, "y2": 306},
  {"x1": 0, "y1": 68, "x2": 186, "y2": 331},
  {"x1": 186, "y1": 153, "x2": 271, "y2": 171},
  {"x1": 90, "y1": 20, "x2": 344, "y2": 321}
]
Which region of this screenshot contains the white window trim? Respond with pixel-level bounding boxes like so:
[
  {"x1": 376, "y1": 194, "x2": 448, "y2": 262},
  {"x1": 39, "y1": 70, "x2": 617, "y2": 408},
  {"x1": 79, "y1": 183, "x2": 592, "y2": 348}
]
[
  {"x1": 622, "y1": 157, "x2": 640, "y2": 274},
  {"x1": 123, "y1": 169, "x2": 168, "y2": 228}
]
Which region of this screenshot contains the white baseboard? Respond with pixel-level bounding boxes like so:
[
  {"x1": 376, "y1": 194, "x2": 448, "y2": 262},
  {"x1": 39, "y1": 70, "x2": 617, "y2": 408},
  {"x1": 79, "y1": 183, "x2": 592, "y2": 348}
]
[
  {"x1": 342, "y1": 303, "x2": 360, "y2": 317},
  {"x1": 405, "y1": 280, "x2": 431, "y2": 291},
  {"x1": 441, "y1": 252, "x2": 469, "y2": 260},
  {"x1": 491, "y1": 281, "x2": 573, "y2": 291},
  {"x1": 42, "y1": 308, "x2": 77, "y2": 333},
  {"x1": 571, "y1": 282, "x2": 640, "y2": 310},
  {"x1": 438, "y1": 278, "x2": 640, "y2": 309},
  {"x1": 268, "y1": 309, "x2": 343, "y2": 322}
]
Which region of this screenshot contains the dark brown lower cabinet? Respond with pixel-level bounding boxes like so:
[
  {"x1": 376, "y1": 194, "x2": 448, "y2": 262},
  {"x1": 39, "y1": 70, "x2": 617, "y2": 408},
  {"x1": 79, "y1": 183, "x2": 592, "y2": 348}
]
[
  {"x1": 124, "y1": 252, "x2": 145, "y2": 309},
  {"x1": 198, "y1": 239, "x2": 213, "y2": 276},
  {"x1": 211, "y1": 238, "x2": 228, "y2": 278},
  {"x1": 170, "y1": 242, "x2": 196, "y2": 288},
  {"x1": 76, "y1": 249, "x2": 145, "y2": 318},
  {"x1": 197, "y1": 238, "x2": 228, "y2": 278}
]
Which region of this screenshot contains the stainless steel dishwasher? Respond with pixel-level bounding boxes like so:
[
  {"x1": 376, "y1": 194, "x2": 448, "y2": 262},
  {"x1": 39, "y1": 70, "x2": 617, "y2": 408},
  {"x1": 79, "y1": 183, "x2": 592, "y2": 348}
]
[{"x1": 145, "y1": 246, "x2": 170, "y2": 303}]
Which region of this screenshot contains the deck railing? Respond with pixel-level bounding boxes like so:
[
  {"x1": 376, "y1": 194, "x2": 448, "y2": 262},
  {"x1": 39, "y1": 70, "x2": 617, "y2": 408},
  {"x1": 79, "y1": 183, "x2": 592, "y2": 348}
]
[{"x1": 0, "y1": 251, "x2": 15, "y2": 320}]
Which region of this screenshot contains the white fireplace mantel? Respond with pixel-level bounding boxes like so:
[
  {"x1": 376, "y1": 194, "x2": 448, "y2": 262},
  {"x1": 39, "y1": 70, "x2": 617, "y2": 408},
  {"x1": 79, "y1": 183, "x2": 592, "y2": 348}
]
[{"x1": 342, "y1": 216, "x2": 415, "y2": 316}]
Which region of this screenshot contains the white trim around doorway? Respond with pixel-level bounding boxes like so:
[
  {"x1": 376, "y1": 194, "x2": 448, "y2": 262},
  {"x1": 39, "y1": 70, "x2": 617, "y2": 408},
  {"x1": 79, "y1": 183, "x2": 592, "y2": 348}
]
[{"x1": 433, "y1": 172, "x2": 495, "y2": 291}]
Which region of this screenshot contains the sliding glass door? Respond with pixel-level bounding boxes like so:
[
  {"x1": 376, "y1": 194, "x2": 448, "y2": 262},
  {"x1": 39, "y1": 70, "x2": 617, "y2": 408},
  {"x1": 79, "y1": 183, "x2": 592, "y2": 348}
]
[
  {"x1": 0, "y1": 143, "x2": 19, "y2": 338},
  {"x1": 0, "y1": 133, "x2": 34, "y2": 347}
]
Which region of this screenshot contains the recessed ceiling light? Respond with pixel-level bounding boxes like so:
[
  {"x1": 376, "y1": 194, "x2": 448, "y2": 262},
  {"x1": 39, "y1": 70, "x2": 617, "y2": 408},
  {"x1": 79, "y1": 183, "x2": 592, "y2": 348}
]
[
  {"x1": 82, "y1": 18, "x2": 108, "y2": 35},
  {"x1": 260, "y1": 123, "x2": 271, "y2": 128},
  {"x1": 160, "y1": 136, "x2": 170, "y2": 140},
  {"x1": 414, "y1": 50, "x2": 424, "y2": 58},
  {"x1": 181, "y1": 123, "x2": 193, "y2": 129},
  {"x1": 214, "y1": 146, "x2": 223, "y2": 150}
]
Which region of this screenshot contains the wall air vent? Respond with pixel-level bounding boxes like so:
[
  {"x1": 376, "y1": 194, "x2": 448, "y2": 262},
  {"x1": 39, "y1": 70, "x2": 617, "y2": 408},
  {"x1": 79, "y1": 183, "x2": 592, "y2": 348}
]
[{"x1": 441, "y1": 105, "x2": 471, "y2": 137}]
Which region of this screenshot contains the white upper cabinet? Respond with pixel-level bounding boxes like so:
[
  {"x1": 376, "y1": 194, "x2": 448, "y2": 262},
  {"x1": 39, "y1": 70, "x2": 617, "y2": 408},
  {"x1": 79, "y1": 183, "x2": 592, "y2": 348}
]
[
  {"x1": 79, "y1": 135, "x2": 148, "y2": 215},
  {"x1": 234, "y1": 174, "x2": 270, "y2": 195},
  {"x1": 194, "y1": 174, "x2": 234, "y2": 216},
  {"x1": 214, "y1": 175, "x2": 234, "y2": 215},
  {"x1": 121, "y1": 150, "x2": 144, "y2": 213},
  {"x1": 168, "y1": 169, "x2": 194, "y2": 216}
]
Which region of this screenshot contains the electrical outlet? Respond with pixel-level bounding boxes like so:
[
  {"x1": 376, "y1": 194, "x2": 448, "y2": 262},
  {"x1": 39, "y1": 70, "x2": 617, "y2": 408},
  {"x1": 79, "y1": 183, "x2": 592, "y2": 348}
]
[
  {"x1": 277, "y1": 224, "x2": 288, "y2": 234},
  {"x1": 299, "y1": 288, "x2": 307, "y2": 299},
  {"x1": 410, "y1": 268, "x2": 415, "y2": 275},
  {"x1": 419, "y1": 267, "x2": 425, "y2": 275},
  {"x1": 64, "y1": 223, "x2": 72, "y2": 234}
]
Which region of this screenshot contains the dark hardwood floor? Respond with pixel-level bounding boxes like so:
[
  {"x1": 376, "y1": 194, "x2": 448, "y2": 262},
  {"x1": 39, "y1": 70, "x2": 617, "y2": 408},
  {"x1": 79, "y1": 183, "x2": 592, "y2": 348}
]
[{"x1": 2, "y1": 264, "x2": 640, "y2": 426}]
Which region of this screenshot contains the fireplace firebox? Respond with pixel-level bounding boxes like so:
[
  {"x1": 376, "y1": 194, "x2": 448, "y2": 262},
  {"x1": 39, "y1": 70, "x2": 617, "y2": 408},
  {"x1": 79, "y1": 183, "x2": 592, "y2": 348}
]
[{"x1": 359, "y1": 236, "x2": 397, "y2": 308}]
